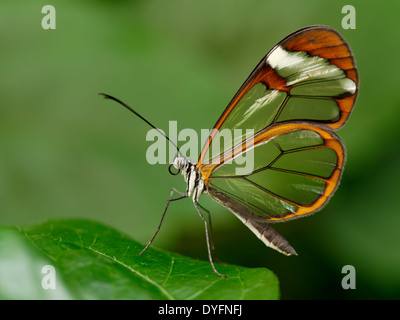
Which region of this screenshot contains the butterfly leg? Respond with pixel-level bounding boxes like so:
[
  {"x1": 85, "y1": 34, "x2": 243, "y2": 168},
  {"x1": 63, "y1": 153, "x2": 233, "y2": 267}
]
[
  {"x1": 196, "y1": 202, "x2": 223, "y2": 265},
  {"x1": 140, "y1": 188, "x2": 187, "y2": 255},
  {"x1": 171, "y1": 188, "x2": 186, "y2": 197},
  {"x1": 194, "y1": 201, "x2": 227, "y2": 278}
]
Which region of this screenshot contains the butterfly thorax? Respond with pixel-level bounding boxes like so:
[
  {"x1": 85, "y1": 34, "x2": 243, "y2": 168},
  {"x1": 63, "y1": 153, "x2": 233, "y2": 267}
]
[{"x1": 173, "y1": 156, "x2": 205, "y2": 202}]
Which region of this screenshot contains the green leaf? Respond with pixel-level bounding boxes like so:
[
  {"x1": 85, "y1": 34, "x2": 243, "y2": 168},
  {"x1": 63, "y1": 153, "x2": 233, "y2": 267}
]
[{"x1": 0, "y1": 219, "x2": 279, "y2": 300}]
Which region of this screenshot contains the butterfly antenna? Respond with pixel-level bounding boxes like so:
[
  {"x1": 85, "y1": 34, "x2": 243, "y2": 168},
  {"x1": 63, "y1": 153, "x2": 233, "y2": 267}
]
[{"x1": 99, "y1": 93, "x2": 183, "y2": 158}]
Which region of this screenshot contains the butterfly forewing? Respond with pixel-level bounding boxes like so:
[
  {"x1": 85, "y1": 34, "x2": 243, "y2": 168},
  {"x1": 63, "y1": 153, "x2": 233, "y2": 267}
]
[{"x1": 197, "y1": 26, "x2": 358, "y2": 167}]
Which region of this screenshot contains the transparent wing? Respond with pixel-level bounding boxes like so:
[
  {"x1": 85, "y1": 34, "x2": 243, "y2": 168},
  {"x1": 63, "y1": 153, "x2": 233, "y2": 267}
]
[
  {"x1": 203, "y1": 123, "x2": 344, "y2": 222},
  {"x1": 198, "y1": 26, "x2": 358, "y2": 167}
]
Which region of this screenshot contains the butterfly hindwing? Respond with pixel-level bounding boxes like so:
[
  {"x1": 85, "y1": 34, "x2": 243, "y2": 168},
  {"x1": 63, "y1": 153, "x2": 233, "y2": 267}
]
[{"x1": 204, "y1": 123, "x2": 344, "y2": 222}]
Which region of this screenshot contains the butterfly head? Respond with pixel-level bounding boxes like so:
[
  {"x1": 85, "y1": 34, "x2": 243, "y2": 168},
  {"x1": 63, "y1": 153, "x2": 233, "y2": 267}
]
[
  {"x1": 167, "y1": 155, "x2": 190, "y2": 176},
  {"x1": 172, "y1": 155, "x2": 190, "y2": 172}
]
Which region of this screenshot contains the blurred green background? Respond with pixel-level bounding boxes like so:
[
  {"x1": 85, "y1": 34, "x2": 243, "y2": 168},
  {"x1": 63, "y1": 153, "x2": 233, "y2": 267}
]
[{"x1": 1, "y1": 0, "x2": 399, "y2": 299}]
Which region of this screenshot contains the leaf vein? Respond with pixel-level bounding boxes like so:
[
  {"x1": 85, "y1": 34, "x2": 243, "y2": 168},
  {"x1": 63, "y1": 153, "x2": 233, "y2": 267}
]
[{"x1": 85, "y1": 246, "x2": 175, "y2": 300}]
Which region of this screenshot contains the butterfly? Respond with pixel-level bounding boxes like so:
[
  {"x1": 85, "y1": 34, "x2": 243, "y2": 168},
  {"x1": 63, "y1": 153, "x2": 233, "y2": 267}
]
[{"x1": 101, "y1": 25, "x2": 359, "y2": 277}]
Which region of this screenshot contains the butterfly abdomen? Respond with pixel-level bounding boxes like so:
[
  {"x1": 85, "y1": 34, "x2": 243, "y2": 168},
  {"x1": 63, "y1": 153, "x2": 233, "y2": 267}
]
[{"x1": 207, "y1": 186, "x2": 297, "y2": 256}]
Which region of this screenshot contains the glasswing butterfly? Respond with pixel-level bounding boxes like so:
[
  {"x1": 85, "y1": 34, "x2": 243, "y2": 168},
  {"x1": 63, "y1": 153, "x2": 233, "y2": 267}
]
[{"x1": 101, "y1": 25, "x2": 359, "y2": 277}]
